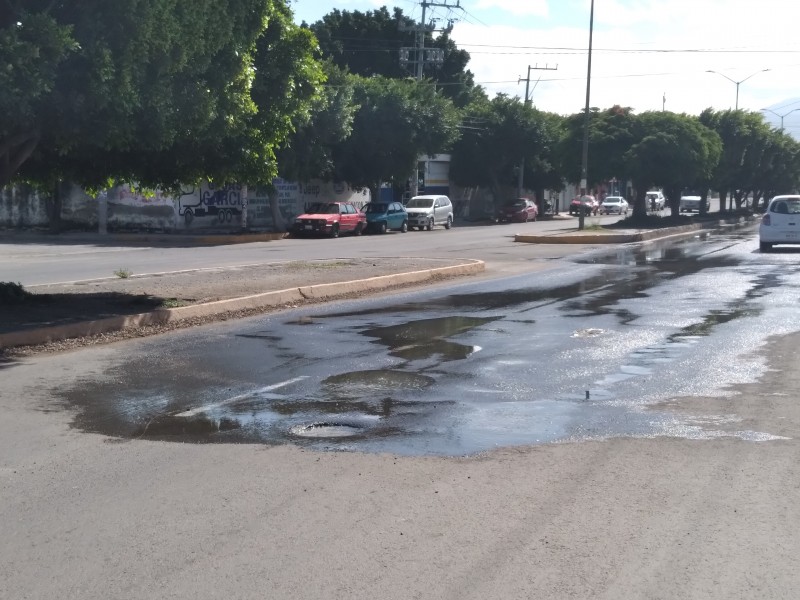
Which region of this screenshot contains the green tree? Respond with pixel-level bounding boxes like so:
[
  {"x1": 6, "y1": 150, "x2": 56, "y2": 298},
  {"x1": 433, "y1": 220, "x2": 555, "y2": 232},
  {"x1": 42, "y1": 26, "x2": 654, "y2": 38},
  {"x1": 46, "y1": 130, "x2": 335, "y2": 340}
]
[
  {"x1": 556, "y1": 105, "x2": 637, "y2": 190},
  {"x1": 4, "y1": 0, "x2": 321, "y2": 196},
  {"x1": 624, "y1": 112, "x2": 721, "y2": 219},
  {"x1": 450, "y1": 95, "x2": 562, "y2": 208},
  {"x1": 331, "y1": 75, "x2": 461, "y2": 202},
  {"x1": 276, "y1": 62, "x2": 356, "y2": 184},
  {"x1": 308, "y1": 7, "x2": 481, "y2": 107},
  {"x1": 699, "y1": 109, "x2": 775, "y2": 212},
  {"x1": 0, "y1": 5, "x2": 75, "y2": 187}
]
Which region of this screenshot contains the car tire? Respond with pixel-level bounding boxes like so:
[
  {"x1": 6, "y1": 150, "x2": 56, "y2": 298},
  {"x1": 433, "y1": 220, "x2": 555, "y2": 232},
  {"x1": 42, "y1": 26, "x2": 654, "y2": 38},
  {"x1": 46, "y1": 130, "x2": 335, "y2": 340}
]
[
  {"x1": 378, "y1": 221, "x2": 387, "y2": 234},
  {"x1": 426, "y1": 218, "x2": 434, "y2": 231},
  {"x1": 330, "y1": 224, "x2": 339, "y2": 238},
  {"x1": 760, "y1": 241, "x2": 773, "y2": 252},
  {"x1": 445, "y1": 215, "x2": 452, "y2": 229},
  {"x1": 400, "y1": 220, "x2": 408, "y2": 233}
]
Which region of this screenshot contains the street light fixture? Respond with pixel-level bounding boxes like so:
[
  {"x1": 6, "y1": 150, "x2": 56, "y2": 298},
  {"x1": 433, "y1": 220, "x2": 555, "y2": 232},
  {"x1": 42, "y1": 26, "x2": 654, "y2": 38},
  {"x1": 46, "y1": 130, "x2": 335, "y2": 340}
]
[
  {"x1": 706, "y1": 69, "x2": 770, "y2": 110},
  {"x1": 761, "y1": 107, "x2": 800, "y2": 131}
]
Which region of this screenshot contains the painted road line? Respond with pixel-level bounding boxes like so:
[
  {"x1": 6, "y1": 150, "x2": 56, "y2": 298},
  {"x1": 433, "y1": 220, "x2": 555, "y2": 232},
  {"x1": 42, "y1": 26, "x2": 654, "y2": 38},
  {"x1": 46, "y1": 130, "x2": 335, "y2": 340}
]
[{"x1": 174, "y1": 376, "x2": 309, "y2": 418}]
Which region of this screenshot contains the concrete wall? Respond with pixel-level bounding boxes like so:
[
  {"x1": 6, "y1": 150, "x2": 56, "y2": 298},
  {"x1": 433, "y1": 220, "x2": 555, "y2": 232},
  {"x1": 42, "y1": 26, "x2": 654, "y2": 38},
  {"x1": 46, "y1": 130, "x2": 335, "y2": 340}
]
[
  {"x1": 0, "y1": 179, "x2": 370, "y2": 232},
  {"x1": 0, "y1": 185, "x2": 49, "y2": 228}
]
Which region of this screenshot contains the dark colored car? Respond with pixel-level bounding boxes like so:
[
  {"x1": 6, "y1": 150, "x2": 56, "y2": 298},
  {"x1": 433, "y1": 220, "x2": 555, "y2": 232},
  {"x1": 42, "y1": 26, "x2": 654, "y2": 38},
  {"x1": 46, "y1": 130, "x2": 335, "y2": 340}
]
[
  {"x1": 496, "y1": 198, "x2": 539, "y2": 223},
  {"x1": 291, "y1": 201, "x2": 366, "y2": 238},
  {"x1": 364, "y1": 201, "x2": 409, "y2": 233},
  {"x1": 568, "y1": 195, "x2": 599, "y2": 216}
]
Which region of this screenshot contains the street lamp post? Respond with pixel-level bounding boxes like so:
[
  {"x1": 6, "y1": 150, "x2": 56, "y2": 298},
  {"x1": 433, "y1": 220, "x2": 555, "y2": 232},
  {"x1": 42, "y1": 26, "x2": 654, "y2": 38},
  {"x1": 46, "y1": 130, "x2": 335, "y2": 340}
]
[
  {"x1": 578, "y1": 0, "x2": 594, "y2": 231},
  {"x1": 706, "y1": 69, "x2": 770, "y2": 110},
  {"x1": 761, "y1": 107, "x2": 800, "y2": 131}
]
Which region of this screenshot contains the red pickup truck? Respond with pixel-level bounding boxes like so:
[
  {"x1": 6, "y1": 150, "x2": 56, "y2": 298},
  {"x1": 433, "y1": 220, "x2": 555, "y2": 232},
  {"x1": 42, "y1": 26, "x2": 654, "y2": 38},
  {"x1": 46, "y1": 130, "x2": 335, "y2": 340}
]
[{"x1": 291, "y1": 201, "x2": 366, "y2": 238}]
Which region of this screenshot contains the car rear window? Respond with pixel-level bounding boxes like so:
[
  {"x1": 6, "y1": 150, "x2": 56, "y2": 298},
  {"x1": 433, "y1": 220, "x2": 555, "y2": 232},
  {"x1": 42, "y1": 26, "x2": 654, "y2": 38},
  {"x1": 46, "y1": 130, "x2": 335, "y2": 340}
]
[
  {"x1": 772, "y1": 199, "x2": 800, "y2": 214},
  {"x1": 365, "y1": 203, "x2": 387, "y2": 213}
]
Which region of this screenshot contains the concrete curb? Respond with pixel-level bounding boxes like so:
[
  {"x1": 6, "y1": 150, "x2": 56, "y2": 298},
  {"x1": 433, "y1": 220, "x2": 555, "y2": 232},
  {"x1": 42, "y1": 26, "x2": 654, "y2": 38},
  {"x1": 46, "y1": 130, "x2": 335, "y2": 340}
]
[
  {"x1": 1, "y1": 231, "x2": 288, "y2": 246},
  {"x1": 0, "y1": 260, "x2": 485, "y2": 349},
  {"x1": 514, "y1": 216, "x2": 756, "y2": 245}
]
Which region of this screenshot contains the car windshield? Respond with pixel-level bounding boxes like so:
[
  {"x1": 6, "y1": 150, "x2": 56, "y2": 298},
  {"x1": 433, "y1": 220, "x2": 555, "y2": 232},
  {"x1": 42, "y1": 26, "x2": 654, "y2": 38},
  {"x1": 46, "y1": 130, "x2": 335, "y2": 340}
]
[
  {"x1": 406, "y1": 198, "x2": 434, "y2": 208},
  {"x1": 306, "y1": 203, "x2": 339, "y2": 214},
  {"x1": 604, "y1": 198, "x2": 621, "y2": 203},
  {"x1": 505, "y1": 200, "x2": 527, "y2": 208},
  {"x1": 364, "y1": 203, "x2": 387, "y2": 214}
]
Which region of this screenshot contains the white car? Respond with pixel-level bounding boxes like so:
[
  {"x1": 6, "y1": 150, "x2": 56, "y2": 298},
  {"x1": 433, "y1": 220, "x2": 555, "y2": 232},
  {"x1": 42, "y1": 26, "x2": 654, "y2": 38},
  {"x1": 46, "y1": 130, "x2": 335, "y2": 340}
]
[
  {"x1": 600, "y1": 196, "x2": 629, "y2": 215},
  {"x1": 759, "y1": 195, "x2": 800, "y2": 251},
  {"x1": 404, "y1": 195, "x2": 453, "y2": 231}
]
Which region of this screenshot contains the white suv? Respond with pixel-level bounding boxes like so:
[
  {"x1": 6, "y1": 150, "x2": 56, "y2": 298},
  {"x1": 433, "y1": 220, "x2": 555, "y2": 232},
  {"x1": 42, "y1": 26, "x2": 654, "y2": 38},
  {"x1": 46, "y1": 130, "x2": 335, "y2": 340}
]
[{"x1": 404, "y1": 195, "x2": 454, "y2": 231}]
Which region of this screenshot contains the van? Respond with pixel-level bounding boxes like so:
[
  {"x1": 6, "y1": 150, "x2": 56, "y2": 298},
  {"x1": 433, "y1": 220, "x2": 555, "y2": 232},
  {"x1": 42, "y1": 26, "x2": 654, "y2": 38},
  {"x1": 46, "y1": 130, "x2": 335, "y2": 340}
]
[{"x1": 404, "y1": 195, "x2": 454, "y2": 231}]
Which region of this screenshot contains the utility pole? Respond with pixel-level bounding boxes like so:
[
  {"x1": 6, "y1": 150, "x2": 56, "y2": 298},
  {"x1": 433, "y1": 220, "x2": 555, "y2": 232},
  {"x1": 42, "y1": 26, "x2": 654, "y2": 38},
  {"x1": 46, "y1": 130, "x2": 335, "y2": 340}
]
[
  {"x1": 517, "y1": 64, "x2": 557, "y2": 198},
  {"x1": 399, "y1": 0, "x2": 463, "y2": 198},
  {"x1": 578, "y1": 0, "x2": 595, "y2": 231}
]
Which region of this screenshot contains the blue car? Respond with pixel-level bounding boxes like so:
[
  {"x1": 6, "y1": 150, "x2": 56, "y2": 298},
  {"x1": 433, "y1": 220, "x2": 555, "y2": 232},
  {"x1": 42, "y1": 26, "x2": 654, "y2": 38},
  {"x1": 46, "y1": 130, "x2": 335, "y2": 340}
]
[{"x1": 364, "y1": 201, "x2": 408, "y2": 234}]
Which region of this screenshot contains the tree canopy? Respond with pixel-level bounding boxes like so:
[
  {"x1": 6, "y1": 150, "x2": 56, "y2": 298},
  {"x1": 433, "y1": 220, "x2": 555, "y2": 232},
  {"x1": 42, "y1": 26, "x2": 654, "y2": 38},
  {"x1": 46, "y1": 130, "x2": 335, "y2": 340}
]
[
  {"x1": 450, "y1": 95, "x2": 562, "y2": 203},
  {"x1": 308, "y1": 7, "x2": 481, "y2": 107},
  {"x1": 2, "y1": 0, "x2": 321, "y2": 190},
  {"x1": 624, "y1": 111, "x2": 722, "y2": 217},
  {"x1": 330, "y1": 75, "x2": 461, "y2": 200}
]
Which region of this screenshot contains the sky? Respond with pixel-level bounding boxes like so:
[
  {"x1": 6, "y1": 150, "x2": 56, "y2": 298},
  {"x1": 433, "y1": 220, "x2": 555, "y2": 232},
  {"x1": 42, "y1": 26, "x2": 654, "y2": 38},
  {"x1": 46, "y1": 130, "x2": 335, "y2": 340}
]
[{"x1": 289, "y1": 0, "x2": 800, "y2": 134}]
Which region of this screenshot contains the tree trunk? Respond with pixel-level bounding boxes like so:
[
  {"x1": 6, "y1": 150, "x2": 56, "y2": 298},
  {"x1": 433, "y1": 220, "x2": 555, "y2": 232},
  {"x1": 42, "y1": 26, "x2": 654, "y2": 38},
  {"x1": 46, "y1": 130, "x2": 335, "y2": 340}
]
[
  {"x1": 699, "y1": 188, "x2": 709, "y2": 216},
  {"x1": 47, "y1": 181, "x2": 63, "y2": 233},
  {"x1": 269, "y1": 190, "x2": 287, "y2": 232},
  {"x1": 240, "y1": 184, "x2": 248, "y2": 231},
  {"x1": 631, "y1": 183, "x2": 647, "y2": 220},
  {"x1": 0, "y1": 132, "x2": 39, "y2": 189},
  {"x1": 719, "y1": 189, "x2": 728, "y2": 213},
  {"x1": 663, "y1": 185, "x2": 680, "y2": 220}
]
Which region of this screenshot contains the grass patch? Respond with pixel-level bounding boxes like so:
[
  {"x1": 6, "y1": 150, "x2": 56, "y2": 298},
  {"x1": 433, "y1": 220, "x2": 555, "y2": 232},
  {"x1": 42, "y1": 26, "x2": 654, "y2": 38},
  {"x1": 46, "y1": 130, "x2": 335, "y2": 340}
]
[
  {"x1": 114, "y1": 267, "x2": 133, "y2": 279},
  {"x1": 0, "y1": 282, "x2": 32, "y2": 305},
  {"x1": 160, "y1": 298, "x2": 188, "y2": 308}
]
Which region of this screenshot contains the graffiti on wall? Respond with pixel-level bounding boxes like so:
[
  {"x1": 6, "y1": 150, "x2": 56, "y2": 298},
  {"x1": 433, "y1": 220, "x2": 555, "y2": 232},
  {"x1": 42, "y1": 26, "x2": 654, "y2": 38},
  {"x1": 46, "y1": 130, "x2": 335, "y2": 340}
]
[{"x1": 177, "y1": 183, "x2": 243, "y2": 226}]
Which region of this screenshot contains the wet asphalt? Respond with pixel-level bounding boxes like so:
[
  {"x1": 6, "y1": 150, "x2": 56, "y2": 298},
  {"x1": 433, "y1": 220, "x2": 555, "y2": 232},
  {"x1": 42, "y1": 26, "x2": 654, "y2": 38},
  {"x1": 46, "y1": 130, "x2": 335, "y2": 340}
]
[{"x1": 57, "y1": 226, "x2": 800, "y2": 455}]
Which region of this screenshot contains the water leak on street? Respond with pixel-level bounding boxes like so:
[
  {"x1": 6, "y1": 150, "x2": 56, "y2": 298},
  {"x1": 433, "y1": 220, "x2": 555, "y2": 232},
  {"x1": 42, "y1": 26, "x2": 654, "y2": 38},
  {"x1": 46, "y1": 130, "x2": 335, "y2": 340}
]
[{"x1": 56, "y1": 228, "x2": 794, "y2": 454}]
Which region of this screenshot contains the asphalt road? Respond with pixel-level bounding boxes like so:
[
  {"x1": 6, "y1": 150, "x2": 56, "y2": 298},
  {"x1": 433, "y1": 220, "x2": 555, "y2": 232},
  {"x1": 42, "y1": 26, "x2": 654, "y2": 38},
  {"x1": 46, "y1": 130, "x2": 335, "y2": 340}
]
[
  {"x1": 1, "y1": 214, "x2": 619, "y2": 286},
  {"x1": 4, "y1": 223, "x2": 800, "y2": 599}
]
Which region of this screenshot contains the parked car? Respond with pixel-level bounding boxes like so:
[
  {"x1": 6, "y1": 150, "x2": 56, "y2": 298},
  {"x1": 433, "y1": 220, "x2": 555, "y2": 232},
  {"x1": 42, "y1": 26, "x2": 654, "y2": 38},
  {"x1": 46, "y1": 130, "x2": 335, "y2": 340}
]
[
  {"x1": 291, "y1": 201, "x2": 366, "y2": 238},
  {"x1": 645, "y1": 190, "x2": 666, "y2": 211},
  {"x1": 759, "y1": 195, "x2": 800, "y2": 251},
  {"x1": 363, "y1": 201, "x2": 408, "y2": 233},
  {"x1": 496, "y1": 198, "x2": 538, "y2": 223},
  {"x1": 404, "y1": 195, "x2": 454, "y2": 231},
  {"x1": 679, "y1": 195, "x2": 708, "y2": 212},
  {"x1": 600, "y1": 196, "x2": 629, "y2": 215},
  {"x1": 568, "y1": 195, "x2": 599, "y2": 216}
]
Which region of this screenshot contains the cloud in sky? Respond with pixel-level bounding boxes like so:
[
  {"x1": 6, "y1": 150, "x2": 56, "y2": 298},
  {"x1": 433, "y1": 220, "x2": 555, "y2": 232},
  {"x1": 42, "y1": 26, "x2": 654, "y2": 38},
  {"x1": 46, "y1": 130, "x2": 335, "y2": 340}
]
[{"x1": 292, "y1": 0, "x2": 800, "y2": 124}]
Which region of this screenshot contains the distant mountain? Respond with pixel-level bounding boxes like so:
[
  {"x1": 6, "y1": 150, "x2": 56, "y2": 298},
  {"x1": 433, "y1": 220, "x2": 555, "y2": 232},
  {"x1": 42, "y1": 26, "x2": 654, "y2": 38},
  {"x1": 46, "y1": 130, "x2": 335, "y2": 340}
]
[{"x1": 761, "y1": 98, "x2": 800, "y2": 140}]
